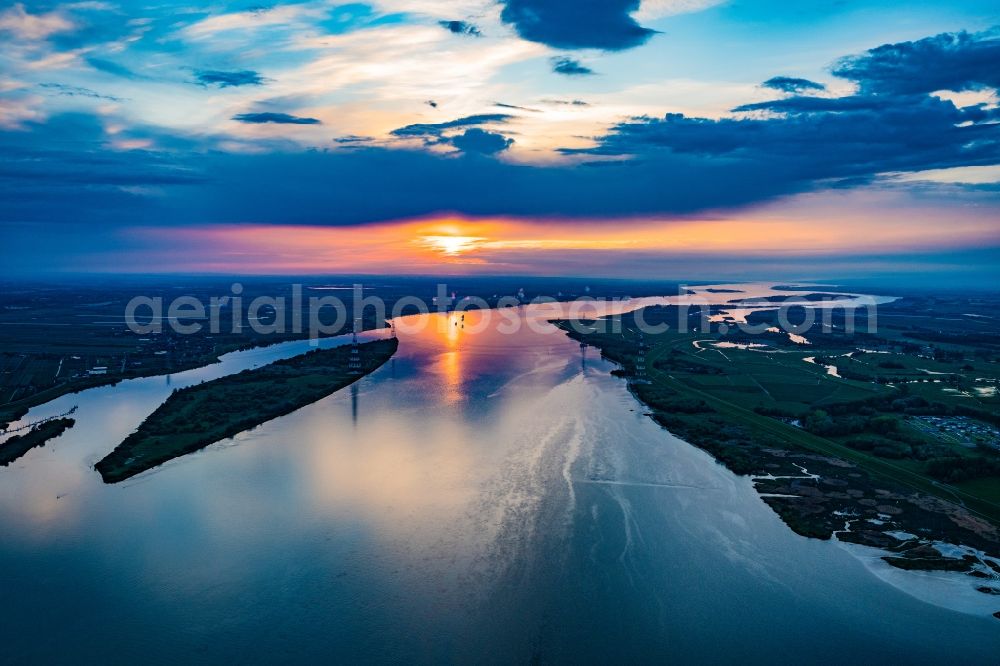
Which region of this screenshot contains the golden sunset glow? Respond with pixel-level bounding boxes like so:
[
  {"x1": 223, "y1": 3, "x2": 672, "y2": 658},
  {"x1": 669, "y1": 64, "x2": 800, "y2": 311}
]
[{"x1": 110, "y1": 204, "x2": 1000, "y2": 276}]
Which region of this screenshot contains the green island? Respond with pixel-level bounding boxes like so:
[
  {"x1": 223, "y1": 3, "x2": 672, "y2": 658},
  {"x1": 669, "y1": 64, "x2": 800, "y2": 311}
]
[
  {"x1": 556, "y1": 297, "x2": 1000, "y2": 585},
  {"x1": 0, "y1": 418, "x2": 76, "y2": 466},
  {"x1": 95, "y1": 338, "x2": 398, "y2": 483},
  {"x1": 727, "y1": 292, "x2": 854, "y2": 303}
]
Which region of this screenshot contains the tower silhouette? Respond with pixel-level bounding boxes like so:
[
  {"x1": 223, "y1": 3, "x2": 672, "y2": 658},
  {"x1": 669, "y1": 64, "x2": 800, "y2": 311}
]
[
  {"x1": 635, "y1": 332, "x2": 650, "y2": 384},
  {"x1": 348, "y1": 318, "x2": 362, "y2": 375}
]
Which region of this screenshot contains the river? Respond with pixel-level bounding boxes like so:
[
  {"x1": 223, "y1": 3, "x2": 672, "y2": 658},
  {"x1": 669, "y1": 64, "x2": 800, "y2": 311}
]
[{"x1": 1, "y1": 284, "x2": 997, "y2": 663}]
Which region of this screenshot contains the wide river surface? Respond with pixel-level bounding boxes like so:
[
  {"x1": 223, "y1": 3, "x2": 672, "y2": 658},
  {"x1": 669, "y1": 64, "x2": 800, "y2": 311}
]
[{"x1": 1, "y1": 285, "x2": 998, "y2": 663}]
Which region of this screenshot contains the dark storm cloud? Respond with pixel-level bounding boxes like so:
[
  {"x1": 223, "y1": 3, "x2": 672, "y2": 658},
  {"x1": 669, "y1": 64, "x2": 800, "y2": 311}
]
[
  {"x1": 761, "y1": 76, "x2": 826, "y2": 93},
  {"x1": 500, "y1": 0, "x2": 654, "y2": 51},
  {"x1": 390, "y1": 114, "x2": 512, "y2": 137},
  {"x1": 551, "y1": 57, "x2": 593, "y2": 76},
  {"x1": 438, "y1": 20, "x2": 481, "y2": 36},
  {"x1": 0, "y1": 122, "x2": 833, "y2": 232},
  {"x1": 194, "y1": 70, "x2": 265, "y2": 87},
  {"x1": 3, "y1": 114, "x2": 998, "y2": 235},
  {"x1": 0, "y1": 114, "x2": 206, "y2": 227},
  {"x1": 0, "y1": 112, "x2": 814, "y2": 226},
  {"x1": 333, "y1": 135, "x2": 374, "y2": 144},
  {"x1": 571, "y1": 29, "x2": 1000, "y2": 187},
  {"x1": 573, "y1": 95, "x2": 997, "y2": 182},
  {"x1": 450, "y1": 129, "x2": 514, "y2": 154},
  {"x1": 732, "y1": 94, "x2": 887, "y2": 113},
  {"x1": 391, "y1": 115, "x2": 515, "y2": 153},
  {"x1": 232, "y1": 112, "x2": 321, "y2": 125},
  {"x1": 832, "y1": 29, "x2": 1000, "y2": 95}
]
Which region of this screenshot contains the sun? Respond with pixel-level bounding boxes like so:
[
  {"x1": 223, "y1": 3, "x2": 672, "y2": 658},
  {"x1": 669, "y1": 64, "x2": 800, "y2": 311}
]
[{"x1": 419, "y1": 235, "x2": 484, "y2": 256}]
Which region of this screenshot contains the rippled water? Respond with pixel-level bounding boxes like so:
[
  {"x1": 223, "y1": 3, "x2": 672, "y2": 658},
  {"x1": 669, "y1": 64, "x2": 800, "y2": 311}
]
[{"x1": 1, "y1": 285, "x2": 997, "y2": 663}]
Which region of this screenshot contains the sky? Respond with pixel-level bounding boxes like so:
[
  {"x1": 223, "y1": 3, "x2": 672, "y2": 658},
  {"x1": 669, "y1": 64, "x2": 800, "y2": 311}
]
[{"x1": 1, "y1": 0, "x2": 999, "y2": 281}]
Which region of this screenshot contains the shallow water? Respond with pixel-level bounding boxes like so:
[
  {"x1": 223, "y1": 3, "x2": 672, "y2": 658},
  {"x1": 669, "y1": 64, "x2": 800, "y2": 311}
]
[{"x1": 1, "y1": 285, "x2": 998, "y2": 663}]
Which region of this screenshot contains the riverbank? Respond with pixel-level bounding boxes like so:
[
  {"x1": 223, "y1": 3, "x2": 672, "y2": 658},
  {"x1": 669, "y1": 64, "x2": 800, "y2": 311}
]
[
  {"x1": 0, "y1": 327, "x2": 385, "y2": 431},
  {"x1": 555, "y1": 315, "x2": 1000, "y2": 594},
  {"x1": 0, "y1": 418, "x2": 76, "y2": 466},
  {"x1": 95, "y1": 338, "x2": 398, "y2": 482}
]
